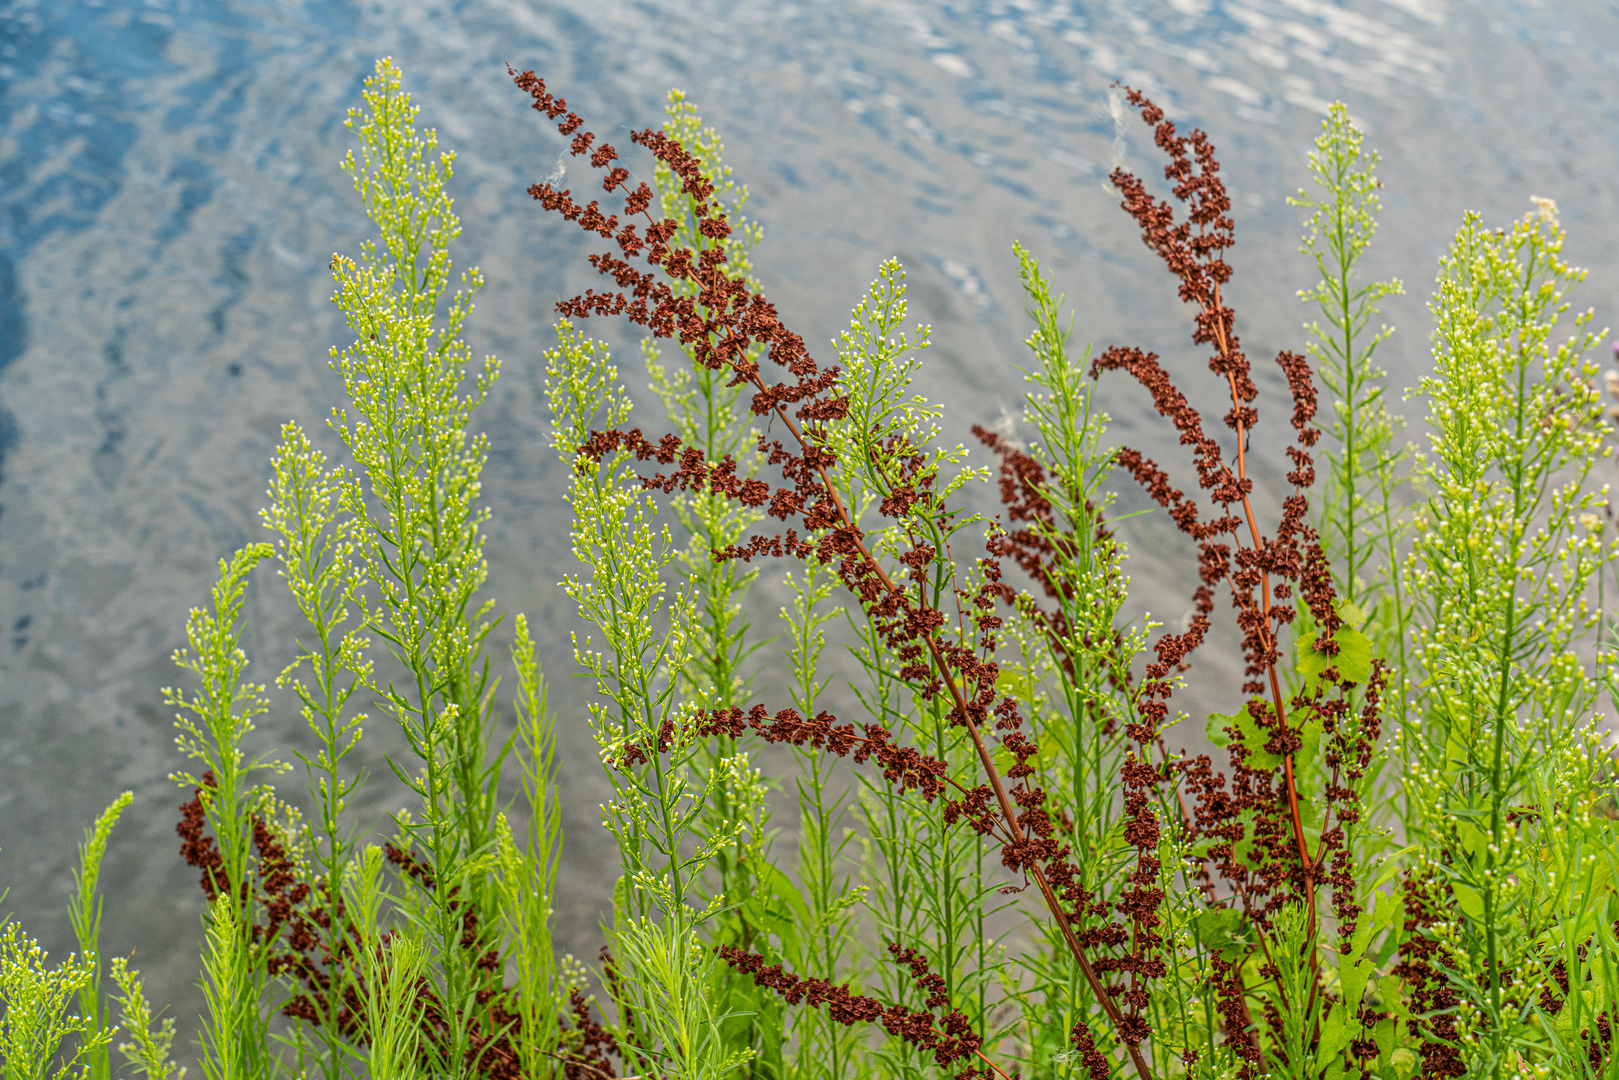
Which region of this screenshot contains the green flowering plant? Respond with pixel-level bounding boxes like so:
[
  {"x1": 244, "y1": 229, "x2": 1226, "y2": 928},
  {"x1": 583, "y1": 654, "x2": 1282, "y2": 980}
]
[
  {"x1": 513, "y1": 65, "x2": 1619, "y2": 1080},
  {"x1": 0, "y1": 924, "x2": 111, "y2": 1080},
  {"x1": 3, "y1": 50, "x2": 1617, "y2": 1080}
]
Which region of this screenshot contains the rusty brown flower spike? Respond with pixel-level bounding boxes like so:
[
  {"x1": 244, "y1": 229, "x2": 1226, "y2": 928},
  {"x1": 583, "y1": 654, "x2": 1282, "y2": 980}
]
[
  {"x1": 141, "y1": 55, "x2": 1619, "y2": 1080},
  {"x1": 1084, "y1": 86, "x2": 1385, "y2": 1064},
  {"x1": 717, "y1": 943, "x2": 1005, "y2": 1080},
  {"x1": 180, "y1": 769, "x2": 591, "y2": 1080},
  {"x1": 511, "y1": 66, "x2": 1167, "y2": 1079}
]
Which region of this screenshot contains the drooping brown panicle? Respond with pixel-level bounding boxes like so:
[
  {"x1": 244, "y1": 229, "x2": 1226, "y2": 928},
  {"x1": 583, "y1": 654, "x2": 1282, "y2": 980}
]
[
  {"x1": 513, "y1": 66, "x2": 1162, "y2": 1079},
  {"x1": 178, "y1": 783, "x2": 622, "y2": 1080},
  {"x1": 960, "y1": 87, "x2": 1395, "y2": 1076},
  {"x1": 719, "y1": 943, "x2": 995, "y2": 1080}
]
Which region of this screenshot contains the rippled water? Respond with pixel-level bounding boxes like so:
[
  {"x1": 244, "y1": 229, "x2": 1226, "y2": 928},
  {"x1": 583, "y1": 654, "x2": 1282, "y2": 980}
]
[{"x1": 2, "y1": 0, "x2": 1614, "y2": 1056}]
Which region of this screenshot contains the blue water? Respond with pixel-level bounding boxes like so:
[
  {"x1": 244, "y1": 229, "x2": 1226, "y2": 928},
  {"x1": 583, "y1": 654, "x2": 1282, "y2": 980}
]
[{"x1": 2, "y1": 0, "x2": 1615, "y2": 1057}]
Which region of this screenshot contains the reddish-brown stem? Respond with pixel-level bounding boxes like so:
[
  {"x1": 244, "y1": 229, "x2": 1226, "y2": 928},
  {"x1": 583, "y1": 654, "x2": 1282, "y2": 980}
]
[
  {"x1": 529, "y1": 106, "x2": 1154, "y2": 1075},
  {"x1": 1208, "y1": 283, "x2": 1316, "y2": 935},
  {"x1": 970, "y1": 1043, "x2": 1016, "y2": 1080},
  {"x1": 721, "y1": 351, "x2": 1155, "y2": 1079}
]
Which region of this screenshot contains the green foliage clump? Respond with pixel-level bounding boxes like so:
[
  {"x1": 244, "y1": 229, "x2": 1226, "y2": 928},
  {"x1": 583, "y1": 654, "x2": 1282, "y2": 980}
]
[
  {"x1": 5, "y1": 51, "x2": 1619, "y2": 1080},
  {"x1": 519, "y1": 66, "x2": 1619, "y2": 1080},
  {"x1": 0, "y1": 924, "x2": 110, "y2": 1080},
  {"x1": 107, "y1": 958, "x2": 182, "y2": 1080}
]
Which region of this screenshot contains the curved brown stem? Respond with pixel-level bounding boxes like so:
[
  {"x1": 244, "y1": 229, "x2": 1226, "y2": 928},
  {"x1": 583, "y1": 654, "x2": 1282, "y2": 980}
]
[
  {"x1": 731, "y1": 365, "x2": 1156, "y2": 1080},
  {"x1": 1208, "y1": 282, "x2": 1317, "y2": 936}
]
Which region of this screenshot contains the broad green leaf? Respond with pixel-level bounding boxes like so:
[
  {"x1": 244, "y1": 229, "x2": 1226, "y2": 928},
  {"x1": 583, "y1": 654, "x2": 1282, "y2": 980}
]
[
  {"x1": 1339, "y1": 956, "x2": 1373, "y2": 1017},
  {"x1": 995, "y1": 663, "x2": 1029, "y2": 699},
  {"x1": 1454, "y1": 820, "x2": 1489, "y2": 863},
  {"x1": 1318, "y1": 1000, "x2": 1350, "y2": 1063},
  {"x1": 1226, "y1": 699, "x2": 1328, "y2": 774},
  {"x1": 1348, "y1": 917, "x2": 1377, "y2": 971},
  {"x1": 744, "y1": 860, "x2": 813, "y2": 953},
  {"x1": 1191, "y1": 906, "x2": 1250, "y2": 962},
  {"x1": 1369, "y1": 847, "x2": 1417, "y2": 894},
  {"x1": 1554, "y1": 988, "x2": 1599, "y2": 1040},
  {"x1": 1191, "y1": 906, "x2": 1242, "y2": 942},
  {"x1": 1233, "y1": 707, "x2": 1284, "y2": 772},
  {"x1": 1374, "y1": 1018, "x2": 1396, "y2": 1067},
  {"x1": 1376, "y1": 975, "x2": 1412, "y2": 1021},
  {"x1": 1331, "y1": 624, "x2": 1373, "y2": 683},
  {"x1": 1338, "y1": 599, "x2": 1370, "y2": 631},
  {"x1": 1296, "y1": 623, "x2": 1374, "y2": 685},
  {"x1": 1205, "y1": 710, "x2": 1237, "y2": 748},
  {"x1": 1452, "y1": 883, "x2": 1485, "y2": 921}
]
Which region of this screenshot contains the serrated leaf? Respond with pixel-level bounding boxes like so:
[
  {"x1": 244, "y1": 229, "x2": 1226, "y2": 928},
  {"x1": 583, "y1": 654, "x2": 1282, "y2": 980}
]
[
  {"x1": 1206, "y1": 710, "x2": 1237, "y2": 748},
  {"x1": 1339, "y1": 956, "x2": 1374, "y2": 1016},
  {"x1": 1338, "y1": 599, "x2": 1370, "y2": 631},
  {"x1": 1192, "y1": 906, "x2": 1242, "y2": 942},
  {"x1": 1296, "y1": 623, "x2": 1374, "y2": 685},
  {"x1": 1233, "y1": 707, "x2": 1284, "y2": 772},
  {"x1": 1192, "y1": 906, "x2": 1251, "y2": 961}
]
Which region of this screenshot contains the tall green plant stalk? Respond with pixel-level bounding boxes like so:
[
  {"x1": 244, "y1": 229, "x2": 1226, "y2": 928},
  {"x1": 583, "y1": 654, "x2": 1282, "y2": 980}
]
[
  {"x1": 168, "y1": 543, "x2": 285, "y2": 1080},
  {"x1": 326, "y1": 56, "x2": 511, "y2": 1077},
  {"x1": 547, "y1": 320, "x2": 755, "y2": 1076},
  {"x1": 988, "y1": 243, "x2": 1157, "y2": 1071},
  {"x1": 199, "y1": 895, "x2": 257, "y2": 1080},
  {"x1": 1519, "y1": 756, "x2": 1619, "y2": 1078},
  {"x1": 638, "y1": 89, "x2": 791, "y2": 1077},
  {"x1": 779, "y1": 564, "x2": 863, "y2": 1080},
  {"x1": 1289, "y1": 105, "x2": 1407, "y2": 860},
  {"x1": 359, "y1": 932, "x2": 427, "y2": 1080},
  {"x1": 494, "y1": 614, "x2": 566, "y2": 1080},
  {"x1": 612, "y1": 918, "x2": 756, "y2": 1080},
  {"x1": 816, "y1": 262, "x2": 1008, "y2": 1074},
  {"x1": 0, "y1": 924, "x2": 110, "y2": 1080},
  {"x1": 262, "y1": 423, "x2": 370, "y2": 1080},
  {"x1": 169, "y1": 542, "x2": 286, "y2": 912},
  {"x1": 68, "y1": 791, "x2": 133, "y2": 1080},
  {"x1": 1403, "y1": 198, "x2": 1613, "y2": 1079},
  {"x1": 1290, "y1": 105, "x2": 1406, "y2": 615},
  {"x1": 645, "y1": 89, "x2": 766, "y2": 726}
]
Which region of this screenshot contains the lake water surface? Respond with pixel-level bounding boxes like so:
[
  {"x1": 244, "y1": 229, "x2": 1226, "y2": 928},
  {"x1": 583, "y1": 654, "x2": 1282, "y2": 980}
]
[{"x1": 1, "y1": 0, "x2": 1615, "y2": 1058}]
